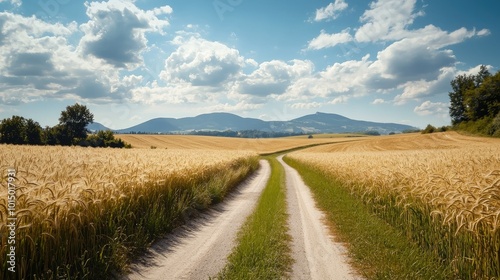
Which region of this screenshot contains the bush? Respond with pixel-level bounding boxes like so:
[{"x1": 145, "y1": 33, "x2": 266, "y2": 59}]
[
  {"x1": 422, "y1": 124, "x2": 436, "y2": 134},
  {"x1": 489, "y1": 112, "x2": 500, "y2": 137},
  {"x1": 364, "y1": 130, "x2": 381, "y2": 136},
  {"x1": 455, "y1": 118, "x2": 493, "y2": 136},
  {"x1": 84, "y1": 130, "x2": 131, "y2": 148}
]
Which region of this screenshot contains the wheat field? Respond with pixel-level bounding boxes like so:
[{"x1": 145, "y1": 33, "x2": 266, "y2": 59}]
[
  {"x1": 0, "y1": 145, "x2": 258, "y2": 279},
  {"x1": 288, "y1": 131, "x2": 500, "y2": 279},
  {"x1": 116, "y1": 134, "x2": 357, "y2": 153}
]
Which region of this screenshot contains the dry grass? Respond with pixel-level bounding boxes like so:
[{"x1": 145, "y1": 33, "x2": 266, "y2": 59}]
[
  {"x1": 0, "y1": 145, "x2": 258, "y2": 279},
  {"x1": 289, "y1": 132, "x2": 500, "y2": 279},
  {"x1": 116, "y1": 134, "x2": 357, "y2": 153}
]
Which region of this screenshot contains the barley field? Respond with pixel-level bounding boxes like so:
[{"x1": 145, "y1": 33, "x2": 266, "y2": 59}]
[
  {"x1": 0, "y1": 145, "x2": 258, "y2": 279},
  {"x1": 288, "y1": 131, "x2": 500, "y2": 279}
]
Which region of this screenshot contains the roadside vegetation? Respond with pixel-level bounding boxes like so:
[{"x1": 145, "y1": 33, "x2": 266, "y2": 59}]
[
  {"x1": 0, "y1": 146, "x2": 258, "y2": 279},
  {"x1": 284, "y1": 157, "x2": 451, "y2": 279},
  {"x1": 287, "y1": 133, "x2": 500, "y2": 279},
  {"x1": 217, "y1": 156, "x2": 292, "y2": 279}
]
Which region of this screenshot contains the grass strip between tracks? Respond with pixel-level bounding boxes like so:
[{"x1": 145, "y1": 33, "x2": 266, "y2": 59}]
[
  {"x1": 283, "y1": 156, "x2": 452, "y2": 280},
  {"x1": 216, "y1": 156, "x2": 292, "y2": 279}
]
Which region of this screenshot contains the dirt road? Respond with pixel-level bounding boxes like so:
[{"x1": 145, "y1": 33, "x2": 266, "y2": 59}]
[
  {"x1": 123, "y1": 160, "x2": 270, "y2": 280},
  {"x1": 278, "y1": 155, "x2": 362, "y2": 280},
  {"x1": 125, "y1": 156, "x2": 361, "y2": 279}
]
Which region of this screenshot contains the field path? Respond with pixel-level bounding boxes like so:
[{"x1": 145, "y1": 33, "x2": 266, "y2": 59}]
[
  {"x1": 123, "y1": 160, "x2": 271, "y2": 280},
  {"x1": 278, "y1": 155, "x2": 362, "y2": 280}
]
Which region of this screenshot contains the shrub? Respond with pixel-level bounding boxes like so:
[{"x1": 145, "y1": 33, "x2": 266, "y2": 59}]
[{"x1": 422, "y1": 124, "x2": 436, "y2": 134}]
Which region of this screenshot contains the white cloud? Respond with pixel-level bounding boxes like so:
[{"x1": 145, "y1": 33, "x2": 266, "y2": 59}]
[
  {"x1": 207, "y1": 101, "x2": 263, "y2": 112},
  {"x1": 282, "y1": 54, "x2": 373, "y2": 102},
  {"x1": 372, "y1": 98, "x2": 386, "y2": 104},
  {"x1": 394, "y1": 67, "x2": 456, "y2": 104},
  {"x1": 160, "y1": 36, "x2": 244, "y2": 86},
  {"x1": 330, "y1": 95, "x2": 350, "y2": 104},
  {"x1": 414, "y1": 101, "x2": 449, "y2": 116},
  {"x1": 79, "y1": 0, "x2": 171, "y2": 69},
  {"x1": 314, "y1": 0, "x2": 348, "y2": 22},
  {"x1": 306, "y1": 29, "x2": 353, "y2": 50},
  {"x1": 457, "y1": 64, "x2": 493, "y2": 77},
  {"x1": 236, "y1": 59, "x2": 314, "y2": 96},
  {"x1": 372, "y1": 39, "x2": 456, "y2": 81},
  {"x1": 355, "y1": 0, "x2": 424, "y2": 42},
  {"x1": 0, "y1": 11, "x2": 135, "y2": 105},
  {"x1": 290, "y1": 102, "x2": 322, "y2": 109},
  {"x1": 477, "y1": 28, "x2": 491, "y2": 37}
]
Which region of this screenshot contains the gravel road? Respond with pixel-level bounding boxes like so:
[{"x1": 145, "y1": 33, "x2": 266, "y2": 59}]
[
  {"x1": 123, "y1": 160, "x2": 270, "y2": 280},
  {"x1": 278, "y1": 155, "x2": 362, "y2": 280}
]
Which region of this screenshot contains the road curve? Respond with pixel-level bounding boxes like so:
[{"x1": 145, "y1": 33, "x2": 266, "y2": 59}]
[
  {"x1": 278, "y1": 155, "x2": 362, "y2": 280},
  {"x1": 123, "y1": 160, "x2": 270, "y2": 280}
]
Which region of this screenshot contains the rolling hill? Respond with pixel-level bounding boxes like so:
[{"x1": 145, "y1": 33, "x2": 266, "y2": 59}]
[{"x1": 89, "y1": 112, "x2": 417, "y2": 134}]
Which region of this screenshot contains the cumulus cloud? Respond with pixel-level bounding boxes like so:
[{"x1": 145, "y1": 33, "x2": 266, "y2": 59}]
[
  {"x1": 306, "y1": 29, "x2": 353, "y2": 50},
  {"x1": 313, "y1": 0, "x2": 348, "y2": 22},
  {"x1": 161, "y1": 36, "x2": 244, "y2": 86},
  {"x1": 79, "y1": 0, "x2": 171, "y2": 69},
  {"x1": 394, "y1": 67, "x2": 456, "y2": 104},
  {"x1": 281, "y1": 55, "x2": 373, "y2": 102},
  {"x1": 236, "y1": 59, "x2": 314, "y2": 96},
  {"x1": 414, "y1": 101, "x2": 449, "y2": 116},
  {"x1": 0, "y1": 11, "x2": 132, "y2": 105},
  {"x1": 373, "y1": 40, "x2": 456, "y2": 81},
  {"x1": 355, "y1": 0, "x2": 424, "y2": 42}
]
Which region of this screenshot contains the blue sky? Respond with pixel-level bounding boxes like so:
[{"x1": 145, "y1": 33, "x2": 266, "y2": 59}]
[{"x1": 0, "y1": 0, "x2": 498, "y2": 129}]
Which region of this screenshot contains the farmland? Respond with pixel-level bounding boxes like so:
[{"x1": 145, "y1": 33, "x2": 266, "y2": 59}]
[
  {"x1": 116, "y1": 133, "x2": 358, "y2": 153},
  {"x1": 0, "y1": 145, "x2": 258, "y2": 279},
  {"x1": 287, "y1": 131, "x2": 500, "y2": 279},
  {"x1": 2, "y1": 131, "x2": 500, "y2": 279}
]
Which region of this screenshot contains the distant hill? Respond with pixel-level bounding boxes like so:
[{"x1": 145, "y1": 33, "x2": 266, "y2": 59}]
[
  {"x1": 90, "y1": 112, "x2": 418, "y2": 135},
  {"x1": 87, "y1": 122, "x2": 111, "y2": 132}
]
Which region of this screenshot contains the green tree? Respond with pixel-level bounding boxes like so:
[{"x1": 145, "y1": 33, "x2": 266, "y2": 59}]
[
  {"x1": 474, "y1": 65, "x2": 492, "y2": 87},
  {"x1": 58, "y1": 103, "x2": 94, "y2": 145},
  {"x1": 467, "y1": 71, "x2": 500, "y2": 120},
  {"x1": 0, "y1": 116, "x2": 28, "y2": 144},
  {"x1": 43, "y1": 126, "x2": 59, "y2": 145},
  {"x1": 25, "y1": 119, "x2": 43, "y2": 145},
  {"x1": 449, "y1": 74, "x2": 475, "y2": 125}
]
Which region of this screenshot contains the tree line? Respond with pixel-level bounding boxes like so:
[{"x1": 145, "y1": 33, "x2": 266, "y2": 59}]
[
  {"x1": 449, "y1": 65, "x2": 500, "y2": 136},
  {"x1": 0, "y1": 103, "x2": 131, "y2": 148}
]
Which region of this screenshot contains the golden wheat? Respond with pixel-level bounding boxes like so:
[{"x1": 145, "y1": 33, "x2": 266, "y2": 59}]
[
  {"x1": 116, "y1": 134, "x2": 356, "y2": 153},
  {"x1": 289, "y1": 132, "x2": 500, "y2": 278},
  {"x1": 0, "y1": 144, "x2": 258, "y2": 279}
]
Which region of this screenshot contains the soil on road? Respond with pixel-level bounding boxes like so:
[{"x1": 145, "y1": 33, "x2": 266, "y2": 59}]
[
  {"x1": 123, "y1": 160, "x2": 270, "y2": 280},
  {"x1": 278, "y1": 155, "x2": 362, "y2": 280}
]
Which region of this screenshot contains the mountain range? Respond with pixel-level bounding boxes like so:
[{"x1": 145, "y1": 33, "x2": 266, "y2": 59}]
[{"x1": 88, "y1": 112, "x2": 418, "y2": 135}]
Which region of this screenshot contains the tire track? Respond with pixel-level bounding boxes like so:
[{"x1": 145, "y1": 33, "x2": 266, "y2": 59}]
[
  {"x1": 278, "y1": 155, "x2": 362, "y2": 280},
  {"x1": 123, "y1": 160, "x2": 270, "y2": 280}
]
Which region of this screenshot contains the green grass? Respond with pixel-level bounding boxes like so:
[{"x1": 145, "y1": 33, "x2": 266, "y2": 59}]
[
  {"x1": 284, "y1": 156, "x2": 453, "y2": 280},
  {"x1": 217, "y1": 156, "x2": 292, "y2": 279}
]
